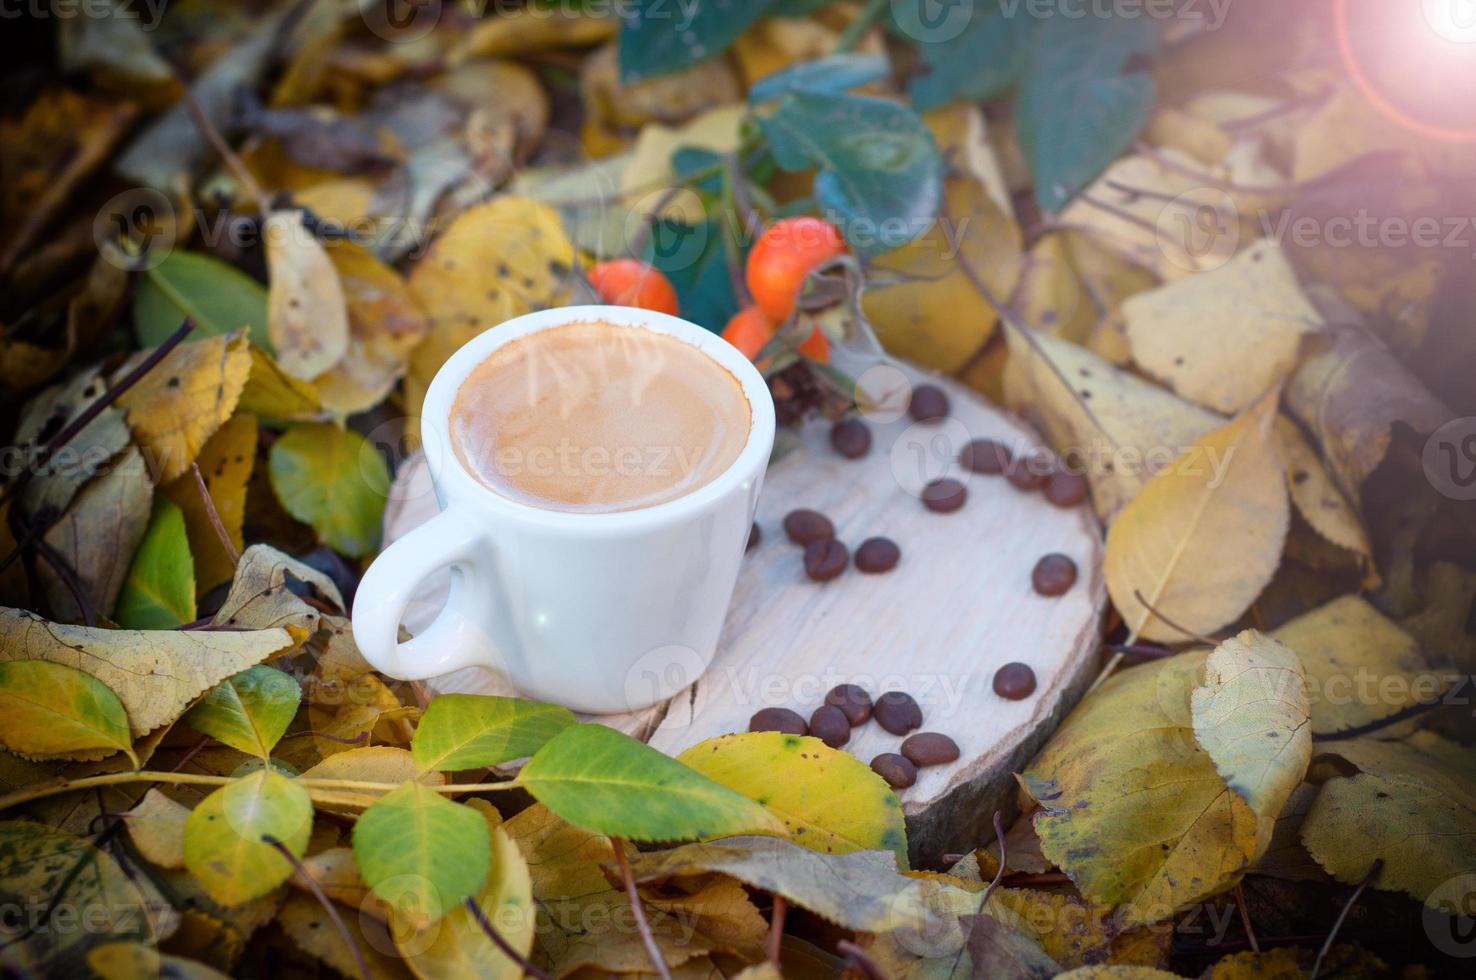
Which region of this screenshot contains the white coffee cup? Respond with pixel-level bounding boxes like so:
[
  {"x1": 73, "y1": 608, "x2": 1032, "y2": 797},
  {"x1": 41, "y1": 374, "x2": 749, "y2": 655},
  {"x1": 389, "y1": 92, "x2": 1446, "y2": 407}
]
[{"x1": 352, "y1": 305, "x2": 775, "y2": 713}]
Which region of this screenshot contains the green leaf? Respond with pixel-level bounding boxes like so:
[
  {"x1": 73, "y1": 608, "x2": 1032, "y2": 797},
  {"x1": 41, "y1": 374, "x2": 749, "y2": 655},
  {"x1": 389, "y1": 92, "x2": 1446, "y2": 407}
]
[
  {"x1": 757, "y1": 91, "x2": 942, "y2": 256},
  {"x1": 749, "y1": 53, "x2": 890, "y2": 102},
  {"x1": 352, "y1": 781, "x2": 492, "y2": 928},
  {"x1": 904, "y1": 7, "x2": 1035, "y2": 109},
  {"x1": 133, "y1": 250, "x2": 270, "y2": 349},
  {"x1": 1017, "y1": 13, "x2": 1158, "y2": 213},
  {"x1": 184, "y1": 665, "x2": 302, "y2": 758},
  {"x1": 0, "y1": 660, "x2": 137, "y2": 766},
  {"x1": 182, "y1": 766, "x2": 312, "y2": 905},
  {"x1": 412, "y1": 694, "x2": 576, "y2": 773},
  {"x1": 114, "y1": 496, "x2": 196, "y2": 629},
  {"x1": 617, "y1": 0, "x2": 769, "y2": 81},
  {"x1": 268, "y1": 423, "x2": 389, "y2": 557},
  {"x1": 517, "y1": 723, "x2": 785, "y2": 842},
  {"x1": 641, "y1": 218, "x2": 739, "y2": 331}
]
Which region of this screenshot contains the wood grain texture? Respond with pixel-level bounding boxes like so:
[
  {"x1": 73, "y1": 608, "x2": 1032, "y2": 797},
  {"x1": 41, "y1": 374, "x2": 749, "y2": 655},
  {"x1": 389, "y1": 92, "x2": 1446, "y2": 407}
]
[{"x1": 384, "y1": 365, "x2": 1105, "y2": 862}]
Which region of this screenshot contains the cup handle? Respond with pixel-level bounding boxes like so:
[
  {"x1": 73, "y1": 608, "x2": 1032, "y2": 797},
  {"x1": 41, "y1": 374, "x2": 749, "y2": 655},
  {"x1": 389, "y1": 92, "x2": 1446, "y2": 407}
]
[{"x1": 351, "y1": 505, "x2": 494, "y2": 680}]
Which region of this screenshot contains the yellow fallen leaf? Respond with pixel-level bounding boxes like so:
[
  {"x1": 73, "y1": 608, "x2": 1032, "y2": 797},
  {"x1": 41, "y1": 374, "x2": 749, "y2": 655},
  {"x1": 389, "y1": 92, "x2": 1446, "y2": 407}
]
[
  {"x1": 925, "y1": 105, "x2": 1012, "y2": 217},
  {"x1": 1002, "y1": 323, "x2": 1222, "y2": 520},
  {"x1": 1010, "y1": 233, "x2": 1096, "y2": 344},
  {"x1": 126, "y1": 788, "x2": 190, "y2": 869},
  {"x1": 1302, "y1": 732, "x2": 1476, "y2": 906},
  {"x1": 582, "y1": 42, "x2": 741, "y2": 133},
  {"x1": 1273, "y1": 416, "x2": 1373, "y2": 582},
  {"x1": 1022, "y1": 652, "x2": 1258, "y2": 928},
  {"x1": 210, "y1": 543, "x2": 340, "y2": 641},
  {"x1": 114, "y1": 330, "x2": 251, "y2": 484},
  {"x1": 301, "y1": 746, "x2": 445, "y2": 815},
  {"x1": 161, "y1": 411, "x2": 257, "y2": 593},
  {"x1": 405, "y1": 196, "x2": 574, "y2": 432},
  {"x1": 289, "y1": 846, "x2": 371, "y2": 910},
  {"x1": 0, "y1": 606, "x2": 295, "y2": 737},
  {"x1": 1270, "y1": 595, "x2": 1438, "y2": 737},
  {"x1": 237, "y1": 343, "x2": 322, "y2": 422},
  {"x1": 1203, "y1": 948, "x2": 1304, "y2": 980},
  {"x1": 992, "y1": 888, "x2": 1169, "y2": 970},
  {"x1": 1123, "y1": 241, "x2": 1323, "y2": 414},
  {"x1": 676, "y1": 732, "x2": 908, "y2": 864},
  {"x1": 447, "y1": 7, "x2": 614, "y2": 64},
  {"x1": 264, "y1": 209, "x2": 350, "y2": 380},
  {"x1": 620, "y1": 103, "x2": 745, "y2": 224},
  {"x1": 311, "y1": 240, "x2": 428, "y2": 417},
  {"x1": 863, "y1": 178, "x2": 1022, "y2": 372},
  {"x1": 1191, "y1": 631, "x2": 1312, "y2": 850},
  {"x1": 1105, "y1": 389, "x2": 1287, "y2": 643},
  {"x1": 87, "y1": 942, "x2": 229, "y2": 980}
]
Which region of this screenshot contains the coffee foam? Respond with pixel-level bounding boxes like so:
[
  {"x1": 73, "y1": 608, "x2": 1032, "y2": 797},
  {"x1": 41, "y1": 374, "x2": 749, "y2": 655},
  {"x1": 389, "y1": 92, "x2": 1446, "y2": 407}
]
[{"x1": 450, "y1": 320, "x2": 751, "y2": 513}]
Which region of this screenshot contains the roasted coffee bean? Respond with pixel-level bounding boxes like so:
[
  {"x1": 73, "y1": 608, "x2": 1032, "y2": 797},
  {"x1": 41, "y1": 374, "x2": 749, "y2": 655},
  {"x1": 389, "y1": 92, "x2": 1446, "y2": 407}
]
[
  {"x1": 870, "y1": 753, "x2": 917, "y2": 789},
  {"x1": 809, "y1": 704, "x2": 851, "y2": 748},
  {"x1": 749, "y1": 707, "x2": 808, "y2": 735},
  {"x1": 922, "y1": 478, "x2": 966, "y2": 513},
  {"x1": 1031, "y1": 553, "x2": 1077, "y2": 596},
  {"x1": 909, "y1": 384, "x2": 949, "y2": 422},
  {"x1": 804, "y1": 538, "x2": 849, "y2": 581},
  {"x1": 901, "y1": 732, "x2": 960, "y2": 767},
  {"x1": 1006, "y1": 459, "x2": 1049, "y2": 491},
  {"x1": 873, "y1": 691, "x2": 923, "y2": 734},
  {"x1": 992, "y1": 663, "x2": 1037, "y2": 700},
  {"x1": 959, "y1": 439, "x2": 1011, "y2": 475},
  {"x1": 783, "y1": 508, "x2": 834, "y2": 545},
  {"x1": 747, "y1": 522, "x2": 761, "y2": 551},
  {"x1": 855, "y1": 537, "x2": 900, "y2": 573},
  {"x1": 824, "y1": 683, "x2": 873, "y2": 725},
  {"x1": 1044, "y1": 470, "x2": 1088, "y2": 507},
  {"x1": 830, "y1": 418, "x2": 872, "y2": 459}
]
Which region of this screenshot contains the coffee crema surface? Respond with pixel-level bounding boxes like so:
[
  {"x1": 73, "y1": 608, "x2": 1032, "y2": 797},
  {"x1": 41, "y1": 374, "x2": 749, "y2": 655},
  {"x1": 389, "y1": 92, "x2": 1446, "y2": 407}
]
[{"x1": 450, "y1": 320, "x2": 751, "y2": 513}]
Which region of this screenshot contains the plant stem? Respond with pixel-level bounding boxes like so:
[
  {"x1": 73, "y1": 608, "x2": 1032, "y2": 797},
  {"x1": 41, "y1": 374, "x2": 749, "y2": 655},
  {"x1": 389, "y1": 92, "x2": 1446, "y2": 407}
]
[
  {"x1": 1311, "y1": 859, "x2": 1382, "y2": 979},
  {"x1": 980, "y1": 811, "x2": 1007, "y2": 908},
  {"x1": 833, "y1": 0, "x2": 888, "y2": 53},
  {"x1": 836, "y1": 939, "x2": 885, "y2": 980},
  {"x1": 0, "y1": 770, "x2": 521, "y2": 812},
  {"x1": 766, "y1": 894, "x2": 786, "y2": 965},
  {"x1": 612, "y1": 838, "x2": 673, "y2": 980},
  {"x1": 267, "y1": 835, "x2": 369, "y2": 980},
  {"x1": 1132, "y1": 589, "x2": 1220, "y2": 646},
  {"x1": 464, "y1": 897, "x2": 551, "y2": 980},
  {"x1": 191, "y1": 462, "x2": 240, "y2": 567},
  {"x1": 1235, "y1": 882, "x2": 1260, "y2": 954}
]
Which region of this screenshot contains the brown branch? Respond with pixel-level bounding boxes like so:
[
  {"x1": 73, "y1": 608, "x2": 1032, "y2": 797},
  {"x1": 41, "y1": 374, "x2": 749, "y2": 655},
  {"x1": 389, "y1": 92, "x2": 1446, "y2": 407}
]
[
  {"x1": 1132, "y1": 589, "x2": 1220, "y2": 646},
  {"x1": 0, "y1": 318, "x2": 196, "y2": 515},
  {"x1": 766, "y1": 894, "x2": 786, "y2": 965},
  {"x1": 34, "y1": 538, "x2": 96, "y2": 628},
  {"x1": 464, "y1": 896, "x2": 550, "y2": 980},
  {"x1": 1315, "y1": 698, "x2": 1444, "y2": 741},
  {"x1": 980, "y1": 811, "x2": 1007, "y2": 909},
  {"x1": 190, "y1": 462, "x2": 240, "y2": 567},
  {"x1": 265, "y1": 836, "x2": 369, "y2": 980},
  {"x1": 1106, "y1": 643, "x2": 1177, "y2": 659},
  {"x1": 173, "y1": 67, "x2": 271, "y2": 209},
  {"x1": 1310, "y1": 859, "x2": 1382, "y2": 979},
  {"x1": 836, "y1": 939, "x2": 886, "y2": 980},
  {"x1": 612, "y1": 838, "x2": 673, "y2": 980},
  {"x1": 1236, "y1": 882, "x2": 1260, "y2": 954}
]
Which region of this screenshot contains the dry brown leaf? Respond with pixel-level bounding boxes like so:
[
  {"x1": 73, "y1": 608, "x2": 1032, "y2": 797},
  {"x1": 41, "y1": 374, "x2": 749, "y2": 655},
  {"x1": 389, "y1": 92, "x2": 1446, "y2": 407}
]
[
  {"x1": 1105, "y1": 389, "x2": 1287, "y2": 641},
  {"x1": 38, "y1": 443, "x2": 151, "y2": 620},
  {"x1": 264, "y1": 209, "x2": 350, "y2": 381},
  {"x1": 0, "y1": 606, "x2": 295, "y2": 736},
  {"x1": 1273, "y1": 415, "x2": 1373, "y2": 579},
  {"x1": 278, "y1": 891, "x2": 413, "y2": 980},
  {"x1": 290, "y1": 846, "x2": 371, "y2": 910},
  {"x1": 126, "y1": 788, "x2": 190, "y2": 869},
  {"x1": 209, "y1": 543, "x2": 339, "y2": 641}
]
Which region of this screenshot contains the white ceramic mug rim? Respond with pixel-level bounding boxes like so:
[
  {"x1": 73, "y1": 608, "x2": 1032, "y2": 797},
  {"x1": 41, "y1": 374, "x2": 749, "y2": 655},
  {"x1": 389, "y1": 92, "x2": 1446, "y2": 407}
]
[{"x1": 420, "y1": 304, "x2": 775, "y2": 530}]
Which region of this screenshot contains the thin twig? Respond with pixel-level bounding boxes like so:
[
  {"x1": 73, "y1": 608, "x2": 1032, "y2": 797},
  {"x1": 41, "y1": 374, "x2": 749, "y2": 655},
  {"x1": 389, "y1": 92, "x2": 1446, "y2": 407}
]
[
  {"x1": 1105, "y1": 643, "x2": 1177, "y2": 659},
  {"x1": 173, "y1": 67, "x2": 271, "y2": 209},
  {"x1": 190, "y1": 462, "x2": 241, "y2": 567},
  {"x1": 34, "y1": 538, "x2": 96, "y2": 627},
  {"x1": 612, "y1": 838, "x2": 673, "y2": 980},
  {"x1": 1235, "y1": 882, "x2": 1260, "y2": 954},
  {"x1": 0, "y1": 318, "x2": 196, "y2": 514},
  {"x1": 266, "y1": 836, "x2": 369, "y2": 980},
  {"x1": 836, "y1": 939, "x2": 886, "y2": 980},
  {"x1": 980, "y1": 811, "x2": 1008, "y2": 909},
  {"x1": 464, "y1": 896, "x2": 551, "y2": 980},
  {"x1": 1132, "y1": 589, "x2": 1220, "y2": 646},
  {"x1": 766, "y1": 894, "x2": 786, "y2": 965},
  {"x1": 1315, "y1": 699, "x2": 1443, "y2": 741},
  {"x1": 1310, "y1": 859, "x2": 1382, "y2": 979}
]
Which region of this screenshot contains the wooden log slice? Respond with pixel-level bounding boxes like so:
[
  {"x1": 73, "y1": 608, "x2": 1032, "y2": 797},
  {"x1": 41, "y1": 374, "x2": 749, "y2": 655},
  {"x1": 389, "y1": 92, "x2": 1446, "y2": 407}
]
[{"x1": 387, "y1": 363, "x2": 1105, "y2": 864}]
